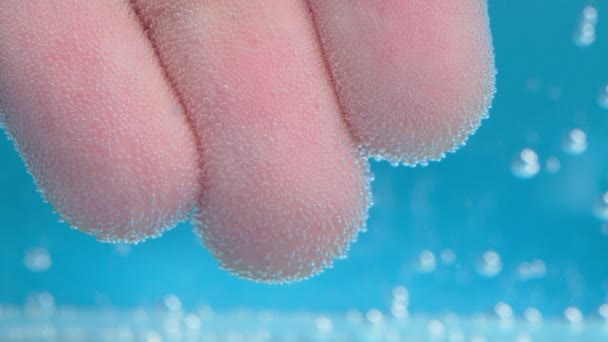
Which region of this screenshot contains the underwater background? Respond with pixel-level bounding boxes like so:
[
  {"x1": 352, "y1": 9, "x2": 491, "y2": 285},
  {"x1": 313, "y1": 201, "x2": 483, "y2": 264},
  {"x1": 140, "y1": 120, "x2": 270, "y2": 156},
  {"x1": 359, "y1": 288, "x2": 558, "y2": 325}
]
[{"x1": 1, "y1": 0, "x2": 608, "y2": 340}]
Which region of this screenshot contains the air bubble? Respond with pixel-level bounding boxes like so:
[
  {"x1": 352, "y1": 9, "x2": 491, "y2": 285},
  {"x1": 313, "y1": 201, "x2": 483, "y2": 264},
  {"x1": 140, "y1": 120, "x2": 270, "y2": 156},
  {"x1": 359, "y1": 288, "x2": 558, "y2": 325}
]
[
  {"x1": 573, "y1": 23, "x2": 596, "y2": 46},
  {"x1": 315, "y1": 316, "x2": 333, "y2": 333},
  {"x1": 476, "y1": 250, "x2": 502, "y2": 277},
  {"x1": 427, "y1": 320, "x2": 445, "y2": 337},
  {"x1": 511, "y1": 148, "x2": 540, "y2": 179},
  {"x1": 524, "y1": 307, "x2": 543, "y2": 324},
  {"x1": 564, "y1": 306, "x2": 583, "y2": 324},
  {"x1": 366, "y1": 309, "x2": 384, "y2": 325},
  {"x1": 599, "y1": 304, "x2": 608, "y2": 319},
  {"x1": 494, "y1": 302, "x2": 513, "y2": 320},
  {"x1": 391, "y1": 302, "x2": 408, "y2": 319},
  {"x1": 583, "y1": 6, "x2": 599, "y2": 23},
  {"x1": 163, "y1": 294, "x2": 182, "y2": 312},
  {"x1": 392, "y1": 286, "x2": 409, "y2": 303},
  {"x1": 598, "y1": 84, "x2": 608, "y2": 109},
  {"x1": 417, "y1": 250, "x2": 437, "y2": 273},
  {"x1": 184, "y1": 314, "x2": 202, "y2": 330},
  {"x1": 440, "y1": 249, "x2": 456, "y2": 265},
  {"x1": 592, "y1": 192, "x2": 608, "y2": 221},
  {"x1": 562, "y1": 128, "x2": 588, "y2": 155},
  {"x1": 23, "y1": 247, "x2": 51, "y2": 272}
]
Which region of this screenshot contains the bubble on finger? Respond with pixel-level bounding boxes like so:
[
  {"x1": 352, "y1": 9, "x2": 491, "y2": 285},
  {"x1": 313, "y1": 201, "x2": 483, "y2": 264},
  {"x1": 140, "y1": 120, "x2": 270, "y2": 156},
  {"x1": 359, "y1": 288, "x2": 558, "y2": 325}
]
[
  {"x1": 0, "y1": 2, "x2": 200, "y2": 243},
  {"x1": 132, "y1": 1, "x2": 373, "y2": 282},
  {"x1": 308, "y1": 0, "x2": 496, "y2": 166}
]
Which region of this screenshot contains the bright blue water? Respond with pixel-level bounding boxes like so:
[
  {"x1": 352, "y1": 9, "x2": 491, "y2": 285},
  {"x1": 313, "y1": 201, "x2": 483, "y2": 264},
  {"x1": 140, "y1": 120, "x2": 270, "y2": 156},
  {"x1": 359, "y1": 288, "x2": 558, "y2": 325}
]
[{"x1": 1, "y1": 0, "x2": 608, "y2": 339}]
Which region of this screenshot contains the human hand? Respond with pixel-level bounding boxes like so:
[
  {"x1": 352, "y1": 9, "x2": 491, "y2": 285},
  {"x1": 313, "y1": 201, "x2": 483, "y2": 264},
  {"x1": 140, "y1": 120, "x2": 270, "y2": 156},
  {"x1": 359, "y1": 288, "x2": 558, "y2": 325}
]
[{"x1": 0, "y1": 1, "x2": 495, "y2": 283}]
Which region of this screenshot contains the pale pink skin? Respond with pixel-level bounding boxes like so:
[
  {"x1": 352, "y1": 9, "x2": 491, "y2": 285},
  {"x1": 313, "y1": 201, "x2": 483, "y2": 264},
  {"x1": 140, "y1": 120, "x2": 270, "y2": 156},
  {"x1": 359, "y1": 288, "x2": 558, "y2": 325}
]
[{"x1": 0, "y1": 1, "x2": 495, "y2": 283}]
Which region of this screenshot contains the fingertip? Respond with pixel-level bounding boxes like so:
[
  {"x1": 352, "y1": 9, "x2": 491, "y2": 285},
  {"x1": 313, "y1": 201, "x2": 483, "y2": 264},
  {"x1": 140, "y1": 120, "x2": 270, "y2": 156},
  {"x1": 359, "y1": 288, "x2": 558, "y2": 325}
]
[
  {"x1": 310, "y1": 0, "x2": 496, "y2": 166},
  {"x1": 132, "y1": 0, "x2": 372, "y2": 282},
  {"x1": 0, "y1": 2, "x2": 200, "y2": 242}
]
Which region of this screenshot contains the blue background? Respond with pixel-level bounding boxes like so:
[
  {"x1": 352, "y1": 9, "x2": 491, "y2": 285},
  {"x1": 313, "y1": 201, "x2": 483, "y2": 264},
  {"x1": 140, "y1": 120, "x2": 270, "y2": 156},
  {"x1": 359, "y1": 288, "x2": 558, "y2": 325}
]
[{"x1": 1, "y1": 0, "x2": 607, "y2": 319}]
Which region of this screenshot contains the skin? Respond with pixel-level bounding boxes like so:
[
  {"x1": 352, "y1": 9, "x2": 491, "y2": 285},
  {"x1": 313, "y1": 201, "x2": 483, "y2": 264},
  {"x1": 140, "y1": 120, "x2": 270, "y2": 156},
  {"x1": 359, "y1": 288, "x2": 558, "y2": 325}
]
[{"x1": 0, "y1": 1, "x2": 495, "y2": 283}]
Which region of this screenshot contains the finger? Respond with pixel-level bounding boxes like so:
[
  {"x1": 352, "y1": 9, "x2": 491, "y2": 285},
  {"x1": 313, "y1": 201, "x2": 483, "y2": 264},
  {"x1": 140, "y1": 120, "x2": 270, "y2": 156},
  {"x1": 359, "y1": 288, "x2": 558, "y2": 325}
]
[
  {"x1": 308, "y1": 0, "x2": 496, "y2": 166},
  {"x1": 0, "y1": 1, "x2": 200, "y2": 242},
  {"x1": 132, "y1": 0, "x2": 371, "y2": 282}
]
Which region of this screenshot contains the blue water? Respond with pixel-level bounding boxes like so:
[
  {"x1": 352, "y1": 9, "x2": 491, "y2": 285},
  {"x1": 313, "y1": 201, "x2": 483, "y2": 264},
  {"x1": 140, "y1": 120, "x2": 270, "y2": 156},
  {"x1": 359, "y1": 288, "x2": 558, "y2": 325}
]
[{"x1": 1, "y1": 0, "x2": 608, "y2": 340}]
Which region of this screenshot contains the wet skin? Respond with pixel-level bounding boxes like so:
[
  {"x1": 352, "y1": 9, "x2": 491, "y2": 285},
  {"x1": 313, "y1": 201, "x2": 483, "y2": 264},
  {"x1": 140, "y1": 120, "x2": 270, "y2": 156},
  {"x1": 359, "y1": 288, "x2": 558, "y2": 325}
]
[{"x1": 0, "y1": 1, "x2": 495, "y2": 283}]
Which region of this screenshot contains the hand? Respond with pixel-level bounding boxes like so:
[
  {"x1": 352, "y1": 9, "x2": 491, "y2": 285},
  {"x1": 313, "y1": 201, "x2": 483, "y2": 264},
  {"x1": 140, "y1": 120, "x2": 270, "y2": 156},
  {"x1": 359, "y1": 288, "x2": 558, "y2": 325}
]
[{"x1": 0, "y1": 1, "x2": 495, "y2": 283}]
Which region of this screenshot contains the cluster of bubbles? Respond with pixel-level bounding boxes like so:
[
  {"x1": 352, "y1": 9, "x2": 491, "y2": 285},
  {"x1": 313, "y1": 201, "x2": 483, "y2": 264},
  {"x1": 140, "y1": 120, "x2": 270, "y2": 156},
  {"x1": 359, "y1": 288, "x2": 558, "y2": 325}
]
[
  {"x1": 2, "y1": 290, "x2": 608, "y2": 341},
  {"x1": 508, "y1": 126, "x2": 608, "y2": 227},
  {"x1": 416, "y1": 248, "x2": 545, "y2": 282},
  {"x1": 415, "y1": 249, "x2": 457, "y2": 273},
  {"x1": 517, "y1": 4, "x2": 606, "y2": 233},
  {"x1": 414, "y1": 248, "x2": 552, "y2": 283},
  {"x1": 510, "y1": 128, "x2": 588, "y2": 180},
  {"x1": 390, "y1": 286, "x2": 409, "y2": 320},
  {"x1": 573, "y1": 5, "x2": 598, "y2": 47}
]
